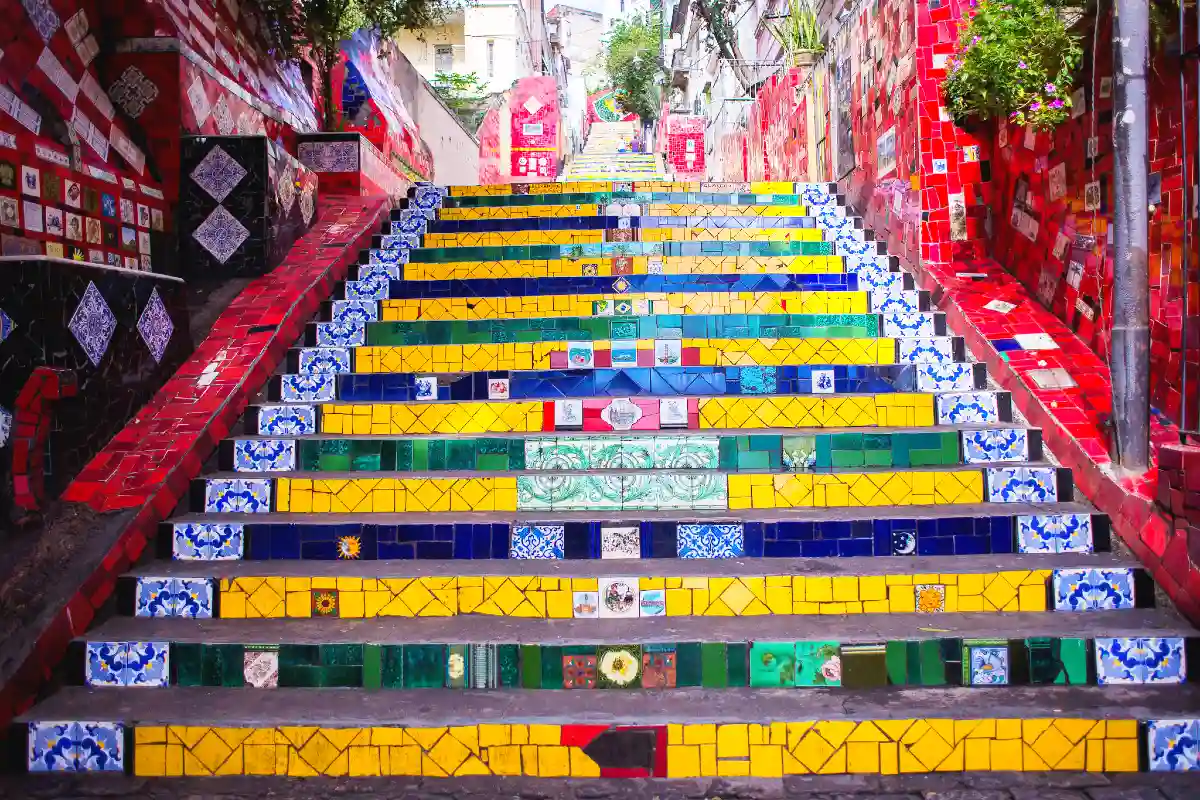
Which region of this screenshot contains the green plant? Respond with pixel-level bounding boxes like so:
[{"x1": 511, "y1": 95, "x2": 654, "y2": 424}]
[
  {"x1": 432, "y1": 71, "x2": 491, "y2": 130},
  {"x1": 767, "y1": 0, "x2": 824, "y2": 57},
  {"x1": 603, "y1": 11, "x2": 666, "y2": 123},
  {"x1": 942, "y1": 0, "x2": 1082, "y2": 130},
  {"x1": 256, "y1": 0, "x2": 466, "y2": 130}
]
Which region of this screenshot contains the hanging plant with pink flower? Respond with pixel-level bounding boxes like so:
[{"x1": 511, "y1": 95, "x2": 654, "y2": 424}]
[{"x1": 942, "y1": 0, "x2": 1082, "y2": 130}]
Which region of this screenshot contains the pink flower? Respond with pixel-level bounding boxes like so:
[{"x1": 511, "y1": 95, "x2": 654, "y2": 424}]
[
  {"x1": 1044, "y1": 83, "x2": 1056, "y2": 93},
  {"x1": 1018, "y1": 61, "x2": 1027, "y2": 69},
  {"x1": 1031, "y1": 101, "x2": 1042, "y2": 111},
  {"x1": 1049, "y1": 99, "x2": 1064, "y2": 109}
]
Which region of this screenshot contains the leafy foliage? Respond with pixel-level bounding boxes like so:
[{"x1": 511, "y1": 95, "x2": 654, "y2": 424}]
[
  {"x1": 766, "y1": 0, "x2": 824, "y2": 57},
  {"x1": 942, "y1": 0, "x2": 1081, "y2": 130},
  {"x1": 255, "y1": 0, "x2": 465, "y2": 129},
  {"x1": 432, "y1": 71, "x2": 492, "y2": 131},
  {"x1": 603, "y1": 11, "x2": 665, "y2": 123}
]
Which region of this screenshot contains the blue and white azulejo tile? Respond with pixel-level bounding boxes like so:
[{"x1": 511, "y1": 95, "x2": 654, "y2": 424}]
[
  {"x1": 86, "y1": 641, "x2": 170, "y2": 687},
  {"x1": 298, "y1": 347, "x2": 352, "y2": 375},
  {"x1": 28, "y1": 721, "x2": 125, "y2": 772},
  {"x1": 257, "y1": 405, "x2": 316, "y2": 435},
  {"x1": 967, "y1": 645, "x2": 1009, "y2": 686},
  {"x1": 331, "y1": 299, "x2": 379, "y2": 325},
  {"x1": 1052, "y1": 567, "x2": 1135, "y2": 611},
  {"x1": 345, "y1": 279, "x2": 390, "y2": 301},
  {"x1": 898, "y1": 337, "x2": 954, "y2": 365},
  {"x1": 369, "y1": 245, "x2": 412, "y2": 265},
  {"x1": 233, "y1": 439, "x2": 296, "y2": 472},
  {"x1": 1147, "y1": 719, "x2": 1200, "y2": 771},
  {"x1": 871, "y1": 291, "x2": 922, "y2": 315},
  {"x1": 510, "y1": 524, "x2": 565, "y2": 559},
  {"x1": 173, "y1": 522, "x2": 244, "y2": 560},
  {"x1": 937, "y1": 392, "x2": 1000, "y2": 425},
  {"x1": 881, "y1": 311, "x2": 937, "y2": 338},
  {"x1": 1095, "y1": 637, "x2": 1186, "y2": 685},
  {"x1": 677, "y1": 523, "x2": 744, "y2": 558},
  {"x1": 1016, "y1": 514, "x2": 1093, "y2": 554},
  {"x1": 135, "y1": 577, "x2": 214, "y2": 618},
  {"x1": 986, "y1": 467, "x2": 1058, "y2": 503},
  {"x1": 314, "y1": 321, "x2": 365, "y2": 347},
  {"x1": 205, "y1": 478, "x2": 272, "y2": 513},
  {"x1": 280, "y1": 374, "x2": 335, "y2": 402},
  {"x1": 962, "y1": 429, "x2": 1029, "y2": 464},
  {"x1": 359, "y1": 263, "x2": 401, "y2": 282},
  {"x1": 916, "y1": 362, "x2": 976, "y2": 392}
]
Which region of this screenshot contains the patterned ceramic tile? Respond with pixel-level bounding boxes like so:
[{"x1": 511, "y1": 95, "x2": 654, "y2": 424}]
[
  {"x1": 986, "y1": 467, "x2": 1058, "y2": 503},
  {"x1": 280, "y1": 374, "x2": 336, "y2": 402},
  {"x1": 257, "y1": 405, "x2": 316, "y2": 435},
  {"x1": 243, "y1": 647, "x2": 279, "y2": 688},
  {"x1": 598, "y1": 578, "x2": 640, "y2": 618},
  {"x1": 968, "y1": 645, "x2": 1009, "y2": 686},
  {"x1": 936, "y1": 392, "x2": 1000, "y2": 424},
  {"x1": 916, "y1": 362, "x2": 977, "y2": 392},
  {"x1": 134, "y1": 577, "x2": 214, "y2": 618},
  {"x1": 136, "y1": 287, "x2": 173, "y2": 363},
  {"x1": 204, "y1": 478, "x2": 272, "y2": 513},
  {"x1": 962, "y1": 429, "x2": 1029, "y2": 463},
  {"x1": 233, "y1": 440, "x2": 296, "y2": 472},
  {"x1": 897, "y1": 338, "x2": 954, "y2": 365},
  {"x1": 172, "y1": 522, "x2": 244, "y2": 560},
  {"x1": 69, "y1": 281, "x2": 116, "y2": 367},
  {"x1": 1096, "y1": 637, "x2": 1186, "y2": 685},
  {"x1": 1016, "y1": 514, "x2": 1093, "y2": 554},
  {"x1": 1052, "y1": 568, "x2": 1135, "y2": 611},
  {"x1": 331, "y1": 300, "x2": 379, "y2": 325},
  {"x1": 298, "y1": 347, "x2": 352, "y2": 374},
  {"x1": 28, "y1": 721, "x2": 124, "y2": 773},
  {"x1": 509, "y1": 524, "x2": 564, "y2": 559},
  {"x1": 677, "y1": 523, "x2": 744, "y2": 558},
  {"x1": 314, "y1": 322, "x2": 365, "y2": 347},
  {"x1": 915, "y1": 584, "x2": 946, "y2": 613},
  {"x1": 1147, "y1": 719, "x2": 1200, "y2": 771},
  {"x1": 190, "y1": 145, "x2": 247, "y2": 202},
  {"x1": 193, "y1": 205, "x2": 250, "y2": 263},
  {"x1": 639, "y1": 588, "x2": 666, "y2": 616},
  {"x1": 600, "y1": 525, "x2": 641, "y2": 559},
  {"x1": 881, "y1": 311, "x2": 936, "y2": 337}
]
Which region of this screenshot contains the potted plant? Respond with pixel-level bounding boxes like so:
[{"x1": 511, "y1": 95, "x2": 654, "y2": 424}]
[{"x1": 767, "y1": 0, "x2": 825, "y2": 67}]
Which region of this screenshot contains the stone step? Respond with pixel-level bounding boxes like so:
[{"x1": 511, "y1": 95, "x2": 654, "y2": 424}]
[
  {"x1": 268, "y1": 363, "x2": 986, "y2": 403},
  {"x1": 71, "y1": 611, "x2": 1196, "y2": 691},
  {"x1": 247, "y1": 392, "x2": 1014, "y2": 437},
  {"x1": 21, "y1": 685, "x2": 1200, "y2": 779}
]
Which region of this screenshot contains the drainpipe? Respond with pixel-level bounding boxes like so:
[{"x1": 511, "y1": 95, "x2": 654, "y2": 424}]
[{"x1": 1110, "y1": 0, "x2": 1151, "y2": 471}]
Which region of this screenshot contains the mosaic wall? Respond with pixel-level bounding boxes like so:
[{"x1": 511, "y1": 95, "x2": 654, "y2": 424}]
[
  {"x1": 0, "y1": 257, "x2": 190, "y2": 513},
  {"x1": 480, "y1": 78, "x2": 564, "y2": 184},
  {"x1": 659, "y1": 115, "x2": 706, "y2": 179},
  {"x1": 179, "y1": 136, "x2": 318, "y2": 277},
  {"x1": 297, "y1": 133, "x2": 414, "y2": 203}
]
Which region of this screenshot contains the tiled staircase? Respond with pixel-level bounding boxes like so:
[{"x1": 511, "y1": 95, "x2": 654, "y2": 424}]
[
  {"x1": 22, "y1": 152, "x2": 1200, "y2": 780},
  {"x1": 565, "y1": 122, "x2": 664, "y2": 181}
]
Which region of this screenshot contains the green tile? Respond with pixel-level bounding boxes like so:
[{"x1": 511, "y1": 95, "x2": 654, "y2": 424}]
[
  {"x1": 411, "y1": 439, "x2": 428, "y2": 471},
  {"x1": 520, "y1": 645, "x2": 541, "y2": 689},
  {"x1": 795, "y1": 641, "x2": 841, "y2": 686},
  {"x1": 202, "y1": 644, "x2": 244, "y2": 687},
  {"x1": 171, "y1": 643, "x2": 202, "y2": 687},
  {"x1": 917, "y1": 640, "x2": 946, "y2": 686},
  {"x1": 363, "y1": 644, "x2": 381, "y2": 689},
  {"x1": 700, "y1": 643, "x2": 727, "y2": 688},
  {"x1": 830, "y1": 449, "x2": 866, "y2": 468},
  {"x1": 540, "y1": 645, "x2": 564, "y2": 688},
  {"x1": 841, "y1": 644, "x2": 888, "y2": 688},
  {"x1": 497, "y1": 644, "x2": 521, "y2": 687},
  {"x1": 748, "y1": 642, "x2": 797, "y2": 687},
  {"x1": 446, "y1": 440, "x2": 476, "y2": 471},
  {"x1": 403, "y1": 644, "x2": 446, "y2": 688},
  {"x1": 381, "y1": 645, "x2": 404, "y2": 688},
  {"x1": 719, "y1": 437, "x2": 738, "y2": 471},
  {"x1": 675, "y1": 642, "x2": 703, "y2": 686},
  {"x1": 476, "y1": 453, "x2": 509, "y2": 471},
  {"x1": 321, "y1": 644, "x2": 364, "y2": 667},
  {"x1": 427, "y1": 440, "x2": 447, "y2": 471},
  {"x1": 278, "y1": 645, "x2": 320, "y2": 668},
  {"x1": 725, "y1": 642, "x2": 748, "y2": 687},
  {"x1": 279, "y1": 665, "x2": 323, "y2": 688}
]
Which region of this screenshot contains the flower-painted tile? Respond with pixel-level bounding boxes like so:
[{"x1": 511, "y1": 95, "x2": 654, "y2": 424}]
[
  {"x1": 331, "y1": 299, "x2": 379, "y2": 325},
  {"x1": 257, "y1": 405, "x2": 316, "y2": 435},
  {"x1": 1147, "y1": 719, "x2": 1200, "y2": 771},
  {"x1": 510, "y1": 524, "x2": 564, "y2": 559},
  {"x1": 298, "y1": 347, "x2": 352, "y2": 374},
  {"x1": 28, "y1": 721, "x2": 125, "y2": 773},
  {"x1": 1016, "y1": 514, "x2": 1093, "y2": 554},
  {"x1": 962, "y1": 429, "x2": 1030, "y2": 464},
  {"x1": 937, "y1": 392, "x2": 1001, "y2": 424},
  {"x1": 898, "y1": 337, "x2": 955, "y2": 365},
  {"x1": 1095, "y1": 637, "x2": 1187, "y2": 685},
  {"x1": 314, "y1": 321, "x2": 365, "y2": 347},
  {"x1": 916, "y1": 362, "x2": 979, "y2": 392},
  {"x1": 677, "y1": 523, "x2": 744, "y2": 558},
  {"x1": 134, "y1": 577, "x2": 214, "y2": 618},
  {"x1": 233, "y1": 440, "x2": 296, "y2": 472},
  {"x1": 85, "y1": 642, "x2": 125, "y2": 687},
  {"x1": 1052, "y1": 568, "x2": 1135, "y2": 611},
  {"x1": 986, "y1": 467, "x2": 1059, "y2": 503},
  {"x1": 279, "y1": 374, "x2": 336, "y2": 402}
]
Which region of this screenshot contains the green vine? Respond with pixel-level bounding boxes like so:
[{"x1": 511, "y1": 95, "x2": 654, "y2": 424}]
[{"x1": 942, "y1": 0, "x2": 1082, "y2": 131}]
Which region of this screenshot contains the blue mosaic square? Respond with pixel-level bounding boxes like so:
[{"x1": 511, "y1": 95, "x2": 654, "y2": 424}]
[
  {"x1": 1147, "y1": 719, "x2": 1200, "y2": 771},
  {"x1": 986, "y1": 467, "x2": 1058, "y2": 503},
  {"x1": 962, "y1": 429, "x2": 1029, "y2": 464},
  {"x1": 677, "y1": 523, "x2": 744, "y2": 558},
  {"x1": 1096, "y1": 637, "x2": 1186, "y2": 685},
  {"x1": 738, "y1": 366, "x2": 777, "y2": 394},
  {"x1": 345, "y1": 279, "x2": 390, "y2": 300},
  {"x1": 898, "y1": 337, "x2": 953, "y2": 365},
  {"x1": 298, "y1": 347, "x2": 351, "y2": 374},
  {"x1": 135, "y1": 577, "x2": 214, "y2": 618},
  {"x1": 280, "y1": 374, "x2": 336, "y2": 402},
  {"x1": 871, "y1": 291, "x2": 922, "y2": 315},
  {"x1": 1052, "y1": 567, "x2": 1135, "y2": 611},
  {"x1": 233, "y1": 440, "x2": 295, "y2": 472},
  {"x1": 937, "y1": 392, "x2": 1000, "y2": 424},
  {"x1": 881, "y1": 311, "x2": 936, "y2": 337},
  {"x1": 314, "y1": 321, "x2": 365, "y2": 347},
  {"x1": 510, "y1": 524, "x2": 564, "y2": 559},
  {"x1": 28, "y1": 721, "x2": 125, "y2": 773},
  {"x1": 205, "y1": 478, "x2": 272, "y2": 513},
  {"x1": 330, "y1": 300, "x2": 379, "y2": 325},
  {"x1": 916, "y1": 362, "x2": 976, "y2": 392},
  {"x1": 173, "y1": 522, "x2": 243, "y2": 560}
]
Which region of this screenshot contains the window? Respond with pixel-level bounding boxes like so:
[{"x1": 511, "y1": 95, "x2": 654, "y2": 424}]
[
  {"x1": 434, "y1": 45, "x2": 453, "y2": 72},
  {"x1": 486, "y1": 40, "x2": 495, "y2": 77}
]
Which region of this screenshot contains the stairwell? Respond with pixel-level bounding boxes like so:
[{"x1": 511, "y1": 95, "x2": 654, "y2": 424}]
[{"x1": 19, "y1": 127, "x2": 1200, "y2": 782}]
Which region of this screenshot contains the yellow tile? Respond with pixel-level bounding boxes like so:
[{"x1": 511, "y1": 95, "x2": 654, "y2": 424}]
[
  {"x1": 716, "y1": 724, "x2": 749, "y2": 758},
  {"x1": 749, "y1": 744, "x2": 783, "y2": 777},
  {"x1": 668, "y1": 745, "x2": 701, "y2": 777}
]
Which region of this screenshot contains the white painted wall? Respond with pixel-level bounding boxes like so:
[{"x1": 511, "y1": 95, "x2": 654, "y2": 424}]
[{"x1": 415, "y1": 79, "x2": 481, "y2": 184}]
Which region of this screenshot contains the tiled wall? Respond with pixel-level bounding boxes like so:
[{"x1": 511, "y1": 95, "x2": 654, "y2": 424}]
[
  {"x1": 480, "y1": 78, "x2": 564, "y2": 184},
  {"x1": 659, "y1": 115, "x2": 706, "y2": 178}
]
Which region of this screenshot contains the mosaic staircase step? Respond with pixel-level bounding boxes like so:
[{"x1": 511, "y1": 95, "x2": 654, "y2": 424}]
[
  {"x1": 419, "y1": 226, "x2": 857, "y2": 249},
  {"x1": 406, "y1": 214, "x2": 866, "y2": 234},
  {"x1": 361, "y1": 256, "x2": 884, "y2": 281},
  {"x1": 270, "y1": 363, "x2": 988, "y2": 403},
  {"x1": 162, "y1": 504, "x2": 1107, "y2": 561},
  {"x1": 249, "y1": 393, "x2": 1014, "y2": 437},
  {"x1": 220, "y1": 428, "x2": 1044, "y2": 474},
  {"x1": 193, "y1": 464, "x2": 1073, "y2": 515},
  {"x1": 23, "y1": 684, "x2": 1200, "y2": 777},
  {"x1": 74, "y1": 610, "x2": 1196, "y2": 690},
  {"x1": 388, "y1": 241, "x2": 878, "y2": 264},
  {"x1": 115, "y1": 552, "x2": 1150, "y2": 620}
]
